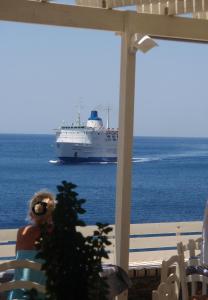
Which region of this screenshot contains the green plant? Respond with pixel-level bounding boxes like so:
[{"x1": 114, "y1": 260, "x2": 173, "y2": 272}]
[{"x1": 37, "y1": 181, "x2": 112, "y2": 300}]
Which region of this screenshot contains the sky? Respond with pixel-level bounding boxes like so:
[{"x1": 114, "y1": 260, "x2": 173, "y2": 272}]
[{"x1": 1, "y1": 2, "x2": 208, "y2": 137}]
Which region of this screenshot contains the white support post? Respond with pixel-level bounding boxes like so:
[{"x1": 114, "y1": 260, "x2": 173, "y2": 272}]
[{"x1": 115, "y1": 25, "x2": 136, "y2": 300}]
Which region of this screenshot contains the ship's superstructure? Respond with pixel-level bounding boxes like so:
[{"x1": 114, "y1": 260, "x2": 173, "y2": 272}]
[{"x1": 55, "y1": 110, "x2": 118, "y2": 162}]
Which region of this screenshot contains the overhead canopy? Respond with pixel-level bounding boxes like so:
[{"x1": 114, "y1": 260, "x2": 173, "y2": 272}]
[{"x1": 76, "y1": 0, "x2": 208, "y2": 19}]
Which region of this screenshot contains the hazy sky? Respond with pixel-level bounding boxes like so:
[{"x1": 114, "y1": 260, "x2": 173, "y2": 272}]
[{"x1": 1, "y1": 3, "x2": 208, "y2": 137}]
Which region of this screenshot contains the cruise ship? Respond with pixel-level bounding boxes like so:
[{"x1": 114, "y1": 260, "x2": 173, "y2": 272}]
[{"x1": 55, "y1": 110, "x2": 118, "y2": 163}]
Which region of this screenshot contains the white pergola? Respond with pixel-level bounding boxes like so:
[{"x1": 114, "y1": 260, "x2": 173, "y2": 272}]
[{"x1": 1, "y1": 1, "x2": 208, "y2": 299}]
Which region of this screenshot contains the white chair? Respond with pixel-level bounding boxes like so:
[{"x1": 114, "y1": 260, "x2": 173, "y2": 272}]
[
  {"x1": 152, "y1": 255, "x2": 182, "y2": 300},
  {"x1": 177, "y1": 238, "x2": 202, "y2": 266},
  {"x1": 0, "y1": 260, "x2": 45, "y2": 295},
  {"x1": 177, "y1": 238, "x2": 208, "y2": 300}
]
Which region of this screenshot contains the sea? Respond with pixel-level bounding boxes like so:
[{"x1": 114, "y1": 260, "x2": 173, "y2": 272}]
[{"x1": 1, "y1": 134, "x2": 208, "y2": 229}]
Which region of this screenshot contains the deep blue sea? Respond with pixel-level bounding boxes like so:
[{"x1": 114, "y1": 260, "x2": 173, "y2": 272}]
[{"x1": 1, "y1": 134, "x2": 208, "y2": 229}]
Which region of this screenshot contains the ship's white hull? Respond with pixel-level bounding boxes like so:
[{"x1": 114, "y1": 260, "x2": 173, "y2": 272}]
[{"x1": 56, "y1": 141, "x2": 117, "y2": 162}]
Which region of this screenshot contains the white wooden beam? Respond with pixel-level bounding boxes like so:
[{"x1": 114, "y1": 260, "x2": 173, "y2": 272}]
[
  {"x1": 1, "y1": 0, "x2": 208, "y2": 42},
  {"x1": 127, "y1": 11, "x2": 208, "y2": 42},
  {"x1": 115, "y1": 18, "x2": 136, "y2": 300},
  {"x1": 0, "y1": 0, "x2": 124, "y2": 32}
]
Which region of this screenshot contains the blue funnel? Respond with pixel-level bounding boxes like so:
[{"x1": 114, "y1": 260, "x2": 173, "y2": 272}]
[{"x1": 88, "y1": 110, "x2": 102, "y2": 121}]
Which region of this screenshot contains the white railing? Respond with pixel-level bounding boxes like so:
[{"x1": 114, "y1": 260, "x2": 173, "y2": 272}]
[{"x1": 0, "y1": 221, "x2": 202, "y2": 268}]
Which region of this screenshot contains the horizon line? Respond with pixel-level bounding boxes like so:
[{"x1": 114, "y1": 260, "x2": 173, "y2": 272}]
[{"x1": 0, "y1": 132, "x2": 208, "y2": 139}]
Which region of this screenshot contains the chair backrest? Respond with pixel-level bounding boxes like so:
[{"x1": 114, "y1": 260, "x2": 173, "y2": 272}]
[
  {"x1": 177, "y1": 238, "x2": 208, "y2": 300},
  {"x1": 152, "y1": 255, "x2": 182, "y2": 300},
  {"x1": 177, "y1": 238, "x2": 202, "y2": 265},
  {"x1": 0, "y1": 260, "x2": 45, "y2": 294}
]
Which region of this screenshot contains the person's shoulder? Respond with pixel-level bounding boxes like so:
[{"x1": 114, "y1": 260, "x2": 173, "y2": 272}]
[
  {"x1": 16, "y1": 225, "x2": 41, "y2": 251},
  {"x1": 18, "y1": 225, "x2": 32, "y2": 232},
  {"x1": 18, "y1": 225, "x2": 40, "y2": 236}
]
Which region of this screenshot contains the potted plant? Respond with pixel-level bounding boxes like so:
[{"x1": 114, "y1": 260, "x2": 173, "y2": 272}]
[{"x1": 32, "y1": 181, "x2": 112, "y2": 300}]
